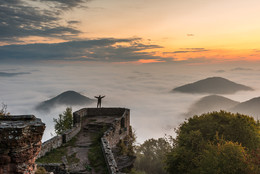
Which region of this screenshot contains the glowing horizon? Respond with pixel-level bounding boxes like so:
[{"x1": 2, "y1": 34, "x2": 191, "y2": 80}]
[{"x1": 1, "y1": 0, "x2": 260, "y2": 64}]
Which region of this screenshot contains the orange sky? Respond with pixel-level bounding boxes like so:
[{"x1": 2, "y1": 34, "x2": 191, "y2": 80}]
[
  {"x1": 2, "y1": 0, "x2": 260, "y2": 64},
  {"x1": 68, "y1": 0, "x2": 260, "y2": 63}
]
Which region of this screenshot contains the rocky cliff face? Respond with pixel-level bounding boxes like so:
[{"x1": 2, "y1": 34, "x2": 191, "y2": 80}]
[{"x1": 0, "y1": 115, "x2": 45, "y2": 174}]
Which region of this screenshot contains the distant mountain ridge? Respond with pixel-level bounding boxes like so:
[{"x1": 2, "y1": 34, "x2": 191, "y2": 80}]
[
  {"x1": 231, "y1": 97, "x2": 260, "y2": 117},
  {"x1": 187, "y1": 95, "x2": 240, "y2": 116},
  {"x1": 188, "y1": 95, "x2": 260, "y2": 119},
  {"x1": 173, "y1": 77, "x2": 253, "y2": 94},
  {"x1": 36, "y1": 90, "x2": 94, "y2": 112}
]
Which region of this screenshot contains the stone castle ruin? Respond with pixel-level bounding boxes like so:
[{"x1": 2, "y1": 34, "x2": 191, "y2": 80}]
[
  {"x1": 0, "y1": 108, "x2": 133, "y2": 174},
  {"x1": 0, "y1": 115, "x2": 45, "y2": 174}
]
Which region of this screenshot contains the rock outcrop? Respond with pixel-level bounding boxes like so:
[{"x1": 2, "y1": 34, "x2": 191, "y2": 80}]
[{"x1": 0, "y1": 115, "x2": 45, "y2": 174}]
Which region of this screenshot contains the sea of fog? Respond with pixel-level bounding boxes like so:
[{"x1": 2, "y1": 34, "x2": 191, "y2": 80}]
[{"x1": 0, "y1": 63, "x2": 260, "y2": 143}]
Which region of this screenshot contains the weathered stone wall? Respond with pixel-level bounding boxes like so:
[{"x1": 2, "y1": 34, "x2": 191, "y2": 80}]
[
  {"x1": 73, "y1": 108, "x2": 127, "y2": 126},
  {"x1": 38, "y1": 108, "x2": 131, "y2": 174},
  {"x1": 85, "y1": 108, "x2": 126, "y2": 116},
  {"x1": 62, "y1": 125, "x2": 81, "y2": 143},
  {"x1": 101, "y1": 137, "x2": 120, "y2": 173},
  {"x1": 37, "y1": 124, "x2": 81, "y2": 159},
  {"x1": 74, "y1": 108, "x2": 131, "y2": 174},
  {"x1": 99, "y1": 109, "x2": 130, "y2": 174},
  {"x1": 101, "y1": 120, "x2": 127, "y2": 173},
  {"x1": 73, "y1": 108, "x2": 87, "y2": 126},
  {"x1": 37, "y1": 135, "x2": 62, "y2": 159},
  {"x1": 103, "y1": 110, "x2": 130, "y2": 148},
  {"x1": 0, "y1": 115, "x2": 45, "y2": 174},
  {"x1": 74, "y1": 108, "x2": 130, "y2": 147}
]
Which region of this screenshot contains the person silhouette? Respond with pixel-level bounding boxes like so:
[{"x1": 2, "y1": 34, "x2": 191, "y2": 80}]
[{"x1": 95, "y1": 95, "x2": 105, "y2": 108}]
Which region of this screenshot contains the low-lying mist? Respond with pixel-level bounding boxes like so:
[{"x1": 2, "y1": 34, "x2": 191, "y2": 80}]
[{"x1": 0, "y1": 63, "x2": 259, "y2": 143}]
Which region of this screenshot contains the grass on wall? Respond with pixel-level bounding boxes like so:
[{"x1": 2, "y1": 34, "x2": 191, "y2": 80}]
[
  {"x1": 36, "y1": 136, "x2": 78, "y2": 164},
  {"x1": 88, "y1": 126, "x2": 109, "y2": 174}
]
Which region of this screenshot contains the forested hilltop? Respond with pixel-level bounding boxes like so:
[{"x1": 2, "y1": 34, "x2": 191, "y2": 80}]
[{"x1": 132, "y1": 111, "x2": 260, "y2": 174}]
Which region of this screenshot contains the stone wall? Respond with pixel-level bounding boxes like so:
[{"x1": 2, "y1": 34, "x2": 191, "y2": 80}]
[
  {"x1": 37, "y1": 135, "x2": 62, "y2": 159},
  {"x1": 0, "y1": 115, "x2": 45, "y2": 174},
  {"x1": 85, "y1": 108, "x2": 126, "y2": 116},
  {"x1": 103, "y1": 110, "x2": 130, "y2": 148},
  {"x1": 0, "y1": 108, "x2": 131, "y2": 174},
  {"x1": 74, "y1": 108, "x2": 131, "y2": 174},
  {"x1": 73, "y1": 108, "x2": 127, "y2": 126},
  {"x1": 38, "y1": 108, "x2": 131, "y2": 174},
  {"x1": 101, "y1": 137, "x2": 120, "y2": 173},
  {"x1": 62, "y1": 125, "x2": 81, "y2": 143},
  {"x1": 37, "y1": 124, "x2": 81, "y2": 159},
  {"x1": 101, "y1": 109, "x2": 130, "y2": 174}
]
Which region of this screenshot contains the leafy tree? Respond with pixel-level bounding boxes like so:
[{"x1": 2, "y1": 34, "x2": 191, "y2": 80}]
[
  {"x1": 53, "y1": 107, "x2": 73, "y2": 135},
  {"x1": 165, "y1": 111, "x2": 260, "y2": 174},
  {"x1": 246, "y1": 148, "x2": 260, "y2": 173},
  {"x1": 195, "y1": 140, "x2": 250, "y2": 174},
  {"x1": 118, "y1": 126, "x2": 136, "y2": 157},
  {"x1": 134, "y1": 136, "x2": 174, "y2": 174}
]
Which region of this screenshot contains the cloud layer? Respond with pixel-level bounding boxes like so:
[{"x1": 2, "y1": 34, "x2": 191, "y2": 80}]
[
  {"x1": 0, "y1": 38, "x2": 164, "y2": 63},
  {"x1": 0, "y1": 0, "x2": 89, "y2": 42},
  {"x1": 0, "y1": 72, "x2": 31, "y2": 77},
  {"x1": 0, "y1": 63, "x2": 259, "y2": 143}
]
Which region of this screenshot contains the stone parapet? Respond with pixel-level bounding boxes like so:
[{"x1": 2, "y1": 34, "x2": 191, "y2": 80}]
[
  {"x1": 37, "y1": 124, "x2": 81, "y2": 159},
  {"x1": 101, "y1": 137, "x2": 120, "y2": 174},
  {"x1": 74, "y1": 108, "x2": 130, "y2": 174},
  {"x1": 37, "y1": 135, "x2": 63, "y2": 159},
  {"x1": 100, "y1": 109, "x2": 130, "y2": 174},
  {"x1": 38, "y1": 108, "x2": 131, "y2": 174}
]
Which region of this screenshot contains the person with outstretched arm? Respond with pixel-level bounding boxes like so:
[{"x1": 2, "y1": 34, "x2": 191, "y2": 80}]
[{"x1": 95, "y1": 95, "x2": 105, "y2": 108}]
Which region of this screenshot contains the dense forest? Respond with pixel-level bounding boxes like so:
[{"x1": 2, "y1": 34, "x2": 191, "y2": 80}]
[{"x1": 133, "y1": 111, "x2": 260, "y2": 174}]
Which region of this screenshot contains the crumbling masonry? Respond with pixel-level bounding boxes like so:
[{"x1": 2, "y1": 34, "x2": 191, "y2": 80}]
[
  {"x1": 0, "y1": 115, "x2": 45, "y2": 174},
  {"x1": 0, "y1": 108, "x2": 132, "y2": 174}
]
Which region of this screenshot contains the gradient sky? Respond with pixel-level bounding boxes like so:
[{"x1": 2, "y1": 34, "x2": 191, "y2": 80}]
[
  {"x1": 1, "y1": 0, "x2": 260, "y2": 142},
  {"x1": 1, "y1": 0, "x2": 260, "y2": 64}
]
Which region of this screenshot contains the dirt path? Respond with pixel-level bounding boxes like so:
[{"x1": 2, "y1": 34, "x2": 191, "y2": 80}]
[
  {"x1": 67, "y1": 118, "x2": 107, "y2": 174},
  {"x1": 66, "y1": 121, "x2": 93, "y2": 173}
]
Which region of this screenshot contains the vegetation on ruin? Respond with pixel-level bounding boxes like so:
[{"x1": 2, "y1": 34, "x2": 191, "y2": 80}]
[
  {"x1": 53, "y1": 107, "x2": 73, "y2": 135},
  {"x1": 117, "y1": 126, "x2": 136, "y2": 157},
  {"x1": 67, "y1": 152, "x2": 80, "y2": 164},
  {"x1": 88, "y1": 126, "x2": 109, "y2": 174},
  {"x1": 36, "y1": 136, "x2": 78, "y2": 164}
]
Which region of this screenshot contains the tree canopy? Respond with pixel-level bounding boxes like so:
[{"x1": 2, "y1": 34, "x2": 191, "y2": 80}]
[
  {"x1": 133, "y1": 137, "x2": 173, "y2": 174},
  {"x1": 53, "y1": 107, "x2": 73, "y2": 135},
  {"x1": 165, "y1": 111, "x2": 260, "y2": 174},
  {"x1": 195, "y1": 141, "x2": 251, "y2": 174}
]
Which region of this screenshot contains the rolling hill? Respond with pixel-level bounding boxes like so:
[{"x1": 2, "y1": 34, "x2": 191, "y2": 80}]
[
  {"x1": 187, "y1": 95, "x2": 239, "y2": 116},
  {"x1": 231, "y1": 97, "x2": 260, "y2": 117},
  {"x1": 173, "y1": 77, "x2": 253, "y2": 94},
  {"x1": 187, "y1": 94, "x2": 260, "y2": 119},
  {"x1": 36, "y1": 90, "x2": 94, "y2": 112}
]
